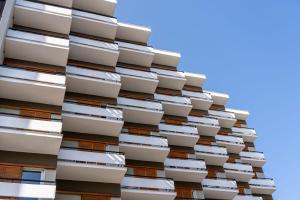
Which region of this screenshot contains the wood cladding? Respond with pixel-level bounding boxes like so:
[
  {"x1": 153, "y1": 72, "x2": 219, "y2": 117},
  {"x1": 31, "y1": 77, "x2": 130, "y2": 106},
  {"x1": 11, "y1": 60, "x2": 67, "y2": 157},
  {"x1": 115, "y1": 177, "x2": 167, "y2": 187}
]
[
  {"x1": 210, "y1": 104, "x2": 225, "y2": 111},
  {"x1": 168, "y1": 146, "x2": 194, "y2": 159},
  {"x1": 163, "y1": 115, "x2": 187, "y2": 125},
  {"x1": 0, "y1": 165, "x2": 22, "y2": 179},
  {"x1": 71, "y1": 31, "x2": 114, "y2": 44},
  {"x1": 117, "y1": 62, "x2": 151, "y2": 72},
  {"x1": 227, "y1": 153, "x2": 240, "y2": 163},
  {"x1": 13, "y1": 25, "x2": 68, "y2": 39},
  {"x1": 82, "y1": 194, "x2": 110, "y2": 200},
  {"x1": 206, "y1": 165, "x2": 225, "y2": 178},
  {"x1": 126, "y1": 159, "x2": 164, "y2": 170},
  {"x1": 63, "y1": 132, "x2": 118, "y2": 145},
  {"x1": 175, "y1": 187, "x2": 193, "y2": 199},
  {"x1": 68, "y1": 60, "x2": 115, "y2": 73},
  {"x1": 119, "y1": 90, "x2": 154, "y2": 100},
  {"x1": 189, "y1": 109, "x2": 208, "y2": 117},
  {"x1": 234, "y1": 119, "x2": 247, "y2": 128},
  {"x1": 151, "y1": 63, "x2": 177, "y2": 71},
  {"x1": 156, "y1": 87, "x2": 182, "y2": 96},
  {"x1": 65, "y1": 92, "x2": 117, "y2": 106},
  {"x1": 218, "y1": 128, "x2": 232, "y2": 135},
  {"x1": 133, "y1": 166, "x2": 157, "y2": 177},
  {"x1": 244, "y1": 142, "x2": 255, "y2": 151},
  {"x1": 237, "y1": 182, "x2": 250, "y2": 194},
  {"x1": 197, "y1": 136, "x2": 215, "y2": 145},
  {"x1": 183, "y1": 85, "x2": 203, "y2": 92},
  {"x1": 124, "y1": 122, "x2": 159, "y2": 134}
]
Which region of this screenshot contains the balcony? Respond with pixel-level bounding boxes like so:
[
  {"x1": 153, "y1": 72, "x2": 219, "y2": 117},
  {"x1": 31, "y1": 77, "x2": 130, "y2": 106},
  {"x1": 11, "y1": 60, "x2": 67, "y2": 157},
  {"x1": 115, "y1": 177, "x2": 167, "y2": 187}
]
[
  {"x1": 62, "y1": 102, "x2": 123, "y2": 136},
  {"x1": 152, "y1": 48, "x2": 181, "y2": 68},
  {"x1": 232, "y1": 127, "x2": 257, "y2": 142},
  {"x1": 233, "y1": 195, "x2": 263, "y2": 200},
  {"x1": 116, "y1": 67, "x2": 158, "y2": 94},
  {"x1": 155, "y1": 94, "x2": 192, "y2": 117},
  {"x1": 249, "y1": 178, "x2": 276, "y2": 195},
  {"x1": 194, "y1": 144, "x2": 229, "y2": 166},
  {"x1": 117, "y1": 22, "x2": 151, "y2": 44},
  {"x1": 119, "y1": 133, "x2": 169, "y2": 162},
  {"x1": 202, "y1": 178, "x2": 238, "y2": 200},
  {"x1": 71, "y1": 9, "x2": 118, "y2": 40},
  {"x1": 69, "y1": 35, "x2": 119, "y2": 66},
  {"x1": 215, "y1": 135, "x2": 245, "y2": 153},
  {"x1": 37, "y1": 0, "x2": 73, "y2": 8},
  {"x1": 164, "y1": 158, "x2": 207, "y2": 182},
  {"x1": 223, "y1": 163, "x2": 254, "y2": 182},
  {"x1": 0, "y1": 114, "x2": 62, "y2": 155},
  {"x1": 117, "y1": 41, "x2": 154, "y2": 67},
  {"x1": 117, "y1": 97, "x2": 164, "y2": 125},
  {"x1": 182, "y1": 90, "x2": 213, "y2": 110},
  {"x1": 182, "y1": 72, "x2": 206, "y2": 87},
  {"x1": 0, "y1": 66, "x2": 65, "y2": 105},
  {"x1": 0, "y1": 179, "x2": 55, "y2": 199},
  {"x1": 150, "y1": 68, "x2": 186, "y2": 90},
  {"x1": 121, "y1": 176, "x2": 176, "y2": 200},
  {"x1": 14, "y1": 0, "x2": 72, "y2": 34},
  {"x1": 66, "y1": 65, "x2": 121, "y2": 98},
  {"x1": 208, "y1": 110, "x2": 237, "y2": 128},
  {"x1": 226, "y1": 108, "x2": 250, "y2": 121},
  {"x1": 205, "y1": 91, "x2": 229, "y2": 106},
  {"x1": 57, "y1": 147, "x2": 126, "y2": 183},
  {"x1": 72, "y1": 0, "x2": 117, "y2": 17},
  {"x1": 188, "y1": 116, "x2": 220, "y2": 136},
  {"x1": 5, "y1": 29, "x2": 69, "y2": 66},
  {"x1": 159, "y1": 123, "x2": 199, "y2": 147},
  {"x1": 239, "y1": 151, "x2": 266, "y2": 167}
]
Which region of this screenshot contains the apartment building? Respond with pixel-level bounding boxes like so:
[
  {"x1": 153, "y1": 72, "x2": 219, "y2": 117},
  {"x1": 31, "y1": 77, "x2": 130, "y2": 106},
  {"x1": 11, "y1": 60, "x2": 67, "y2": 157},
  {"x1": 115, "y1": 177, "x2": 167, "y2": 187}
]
[{"x1": 0, "y1": 0, "x2": 275, "y2": 200}]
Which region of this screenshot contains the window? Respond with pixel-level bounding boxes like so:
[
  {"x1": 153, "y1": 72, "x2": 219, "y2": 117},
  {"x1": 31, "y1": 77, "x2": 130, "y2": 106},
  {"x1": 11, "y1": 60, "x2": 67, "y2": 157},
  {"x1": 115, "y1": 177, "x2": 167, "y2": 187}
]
[{"x1": 21, "y1": 170, "x2": 41, "y2": 184}]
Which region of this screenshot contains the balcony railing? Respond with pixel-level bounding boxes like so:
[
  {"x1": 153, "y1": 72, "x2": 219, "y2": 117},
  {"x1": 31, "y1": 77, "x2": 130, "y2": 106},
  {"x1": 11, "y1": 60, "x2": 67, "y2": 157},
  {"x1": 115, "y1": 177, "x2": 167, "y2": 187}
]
[
  {"x1": 215, "y1": 135, "x2": 245, "y2": 153},
  {"x1": 155, "y1": 94, "x2": 191, "y2": 105},
  {"x1": 194, "y1": 144, "x2": 228, "y2": 156},
  {"x1": 116, "y1": 67, "x2": 158, "y2": 80},
  {"x1": 202, "y1": 178, "x2": 237, "y2": 190},
  {"x1": 165, "y1": 158, "x2": 206, "y2": 171},
  {"x1": 159, "y1": 123, "x2": 198, "y2": 136},
  {"x1": 188, "y1": 116, "x2": 219, "y2": 127},
  {"x1": 239, "y1": 151, "x2": 265, "y2": 160},
  {"x1": 118, "y1": 97, "x2": 163, "y2": 111},
  {"x1": 249, "y1": 178, "x2": 276, "y2": 188},
  {"x1": 151, "y1": 68, "x2": 185, "y2": 79},
  {"x1": 182, "y1": 90, "x2": 212, "y2": 101},
  {"x1": 223, "y1": 163, "x2": 253, "y2": 173},
  {"x1": 119, "y1": 133, "x2": 168, "y2": 148},
  {"x1": 208, "y1": 110, "x2": 235, "y2": 119},
  {"x1": 231, "y1": 127, "x2": 257, "y2": 142}
]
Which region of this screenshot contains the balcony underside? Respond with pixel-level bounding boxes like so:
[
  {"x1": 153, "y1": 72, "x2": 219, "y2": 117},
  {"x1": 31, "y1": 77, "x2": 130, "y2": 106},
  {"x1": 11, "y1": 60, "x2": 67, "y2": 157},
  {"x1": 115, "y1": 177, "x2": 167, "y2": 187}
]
[
  {"x1": 202, "y1": 187, "x2": 238, "y2": 200},
  {"x1": 161, "y1": 102, "x2": 192, "y2": 117},
  {"x1": 165, "y1": 167, "x2": 207, "y2": 182},
  {"x1": 72, "y1": 0, "x2": 117, "y2": 16},
  {"x1": 121, "y1": 106, "x2": 164, "y2": 125},
  {"x1": 190, "y1": 97, "x2": 213, "y2": 110},
  {"x1": 216, "y1": 141, "x2": 245, "y2": 154},
  {"x1": 225, "y1": 170, "x2": 254, "y2": 182},
  {"x1": 218, "y1": 117, "x2": 237, "y2": 128},
  {"x1": 157, "y1": 75, "x2": 186, "y2": 90},
  {"x1": 195, "y1": 152, "x2": 229, "y2": 166},
  {"x1": 120, "y1": 74, "x2": 158, "y2": 94},
  {"x1": 240, "y1": 157, "x2": 266, "y2": 168},
  {"x1": 160, "y1": 131, "x2": 199, "y2": 147},
  {"x1": 194, "y1": 123, "x2": 220, "y2": 137},
  {"x1": 121, "y1": 188, "x2": 176, "y2": 200}
]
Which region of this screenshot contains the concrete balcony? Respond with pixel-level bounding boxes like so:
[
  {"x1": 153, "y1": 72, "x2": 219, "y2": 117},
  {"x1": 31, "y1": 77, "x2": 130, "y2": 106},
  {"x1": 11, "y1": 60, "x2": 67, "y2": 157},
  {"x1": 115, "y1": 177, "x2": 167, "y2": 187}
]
[
  {"x1": 5, "y1": 29, "x2": 69, "y2": 66},
  {"x1": 71, "y1": 9, "x2": 117, "y2": 40},
  {"x1": 164, "y1": 158, "x2": 207, "y2": 182},
  {"x1": 66, "y1": 65, "x2": 121, "y2": 98},
  {"x1": 208, "y1": 110, "x2": 237, "y2": 128},
  {"x1": 182, "y1": 90, "x2": 213, "y2": 110},
  {"x1": 62, "y1": 102, "x2": 123, "y2": 136},
  {"x1": 0, "y1": 66, "x2": 65, "y2": 105},
  {"x1": 36, "y1": 0, "x2": 73, "y2": 8},
  {"x1": 57, "y1": 147, "x2": 126, "y2": 183},
  {"x1": 223, "y1": 163, "x2": 254, "y2": 182},
  {"x1": 152, "y1": 48, "x2": 181, "y2": 68},
  {"x1": 117, "y1": 22, "x2": 151, "y2": 44},
  {"x1": 194, "y1": 144, "x2": 229, "y2": 166},
  {"x1": 69, "y1": 35, "x2": 119, "y2": 66},
  {"x1": 116, "y1": 67, "x2": 158, "y2": 94},
  {"x1": 205, "y1": 91, "x2": 229, "y2": 106},
  {"x1": 155, "y1": 94, "x2": 192, "y2": 117},
  {"x1": 239, "y1": 151, "x2": 266, "y2": 167},
  {"x1": 215, "y1": 135, "x2": 245, "y2": 154},
  {"x1": 182, "y1": 72, "x2": 206, "y2": 87},
  {"x1": 159, "y1": 123, "x2": 199, "y2": 147},
  {"x1": 233, "y1": 195, "x2": 263, "y2": 200},
  {"x1": 188, "y1": 116, "x2": 220, "y2": 136},
  {"x1": 0, "y1": 114, "x2": 62, "y2": 155},
  {"x1": 202, "y1": 178, "x2": 238, "y2": 200},
  {"x1": 249, "y1": 178, "x2": 276, "y2": 195},
  {"x1": 14, "y1": 0, "x2": 72, "y2": 34},
  {"x1": 232, "y1": 127, "x2": 257, "y2": 142},
  {"x1": 150, "y1": 67, "x2": 186, "y2": 90},
  {"x1": 121, "y1": 176, "x2": 176, "y2": 200},
  {"x1": 72, "y1": 0, "x2": 117, "y2": 17},
  {"x1": 226, "y1": 108, "x2": 250, "y2": 121},
  {"x1": 117, "y1": 97, "x2": 164, "y2": 125},
  {"x1": 117, "y1": 41, "x2": 154, "y2": 67},
  {"x1": 119, "y1": 133, "x2": 169, "y2": 162}
]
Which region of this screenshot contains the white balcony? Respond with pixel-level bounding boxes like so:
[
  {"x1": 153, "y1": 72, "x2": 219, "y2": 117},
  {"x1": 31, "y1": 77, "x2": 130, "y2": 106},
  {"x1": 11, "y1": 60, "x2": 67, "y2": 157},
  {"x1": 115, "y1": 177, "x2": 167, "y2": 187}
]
[
  {"x1": 14, "y1": 0, "x2": 72, "y2": 34},
  {"x1": 5, "y1": 29, "x2": 69, "y2": 66},
  {"x1": 239, "y1": 151, "x2": 266, "y2": 167},
  {"x1": 116, "y1": 67, "x2": 158, "y2": 94},
  {"x1": 36, "y1": 0, "x2": 73, "y2": 8},
  {"x1": 208, "y1": 110, "x2": 237, "y2": 128},
  {"x1": 223, "y1": 163, "x2": 254, "y2": 182},
  {"x1": 152, "y1": 48, "x2": 180, "y2": 68},
  {"x1": 72, "y1": 0, "x2": 117, "y2": 17},
  {"x1": 117, "y1": 97, "x2": 164, "y2": 125},
  {"x1": 0, "y1": 181, "x2": 56, "y2": 199},
  {"x1": 233, "y1": 195, "x2": 263, "y2": 200},
  {"x1": 66, "y1": 65, "x2": 121, "y2": 98},
  {"x1": 205, "y1": 91, "x2": 229, "y2": 106},
  {"x1": 150, "y1": 67, "x2": 186, "y2": 90},
  {"x1": 62, "y1": 102, "x2": 123, "y2": 136},
  {"x1": 202, "y1": 178, "x2": 238, "y2": 200},
  {"x1": 182, "y1": 90, "x2": 213, "y2": 110},
  {"x1": 117, "y1": 41, "x2": 154, "y2": 67},
  {"x1": 215, "y1": 135, "x2": 245, "y2": 153},
  {"x1": 164, "y1": 158, "x2": 207, "y2": 182},
  {"x1": 194, "y1": 144, "x2": 229, "y2": 166},
  {"x1": 117, "y1": 22, "x2": 151, "y2": 44},
  {"x1": 182, "y1": 72, "x2": 206, "y2": 87},
  {"x1": 159, "y1": 123, "x2": 199, "y2": 147},
  {"x1": 121, "y1": 176, "x2": 176, "y2": 200},
  {"x1": 0, "y1": 115, "x2": 62, "y2": 155},
  {"x1": 188, "y1": 116, "x2": 220, "y2": 136},
  {"x1": 69, "y1": 35, "x2": 119, "y2": 66},
  {"x1": 0, "y1": 66, "x2": 65, "y2": 105},
  {"x1": 226, "y1": 108, "x2": 250, "y2": 121},
  {"x1": 155, "y1": 94, "x2": 192, "y2": 117},
  {"x1": 119, "y1": 133, "x2": 169, "y2": 162},
  {"x1": 71, "y1": 10, "x2": 118, "y2": 40},
  {"x1": 249, "y1": 178, "x2": 276, "y2": 195},
  {"x1": 57, "y1": 148, "x2": 126, "y2": 183},
  {"x1": 232, "y1": 127, "x2": 257, "y2": 142}
]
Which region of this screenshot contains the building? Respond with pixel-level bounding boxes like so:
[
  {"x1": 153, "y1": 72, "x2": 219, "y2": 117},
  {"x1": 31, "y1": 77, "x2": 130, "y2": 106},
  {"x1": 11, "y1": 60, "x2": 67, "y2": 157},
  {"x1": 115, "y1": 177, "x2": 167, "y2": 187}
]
[{"x1": 0, "y1": 0, "x2": 276, "y2": 199}]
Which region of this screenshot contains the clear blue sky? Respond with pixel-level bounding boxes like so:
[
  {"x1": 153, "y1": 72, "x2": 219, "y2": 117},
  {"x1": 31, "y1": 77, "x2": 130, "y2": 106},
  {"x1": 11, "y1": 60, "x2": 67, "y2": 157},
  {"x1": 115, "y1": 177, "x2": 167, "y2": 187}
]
[{"x1": 117, "y1": 1, "x2": 300, "y2": 199}]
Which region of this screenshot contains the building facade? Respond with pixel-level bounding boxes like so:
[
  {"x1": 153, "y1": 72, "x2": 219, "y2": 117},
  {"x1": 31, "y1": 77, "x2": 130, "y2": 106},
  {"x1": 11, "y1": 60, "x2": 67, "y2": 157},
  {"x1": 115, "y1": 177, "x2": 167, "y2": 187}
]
[{"x1": 0, "y1": 0, "x2": 276, "y2": 200}]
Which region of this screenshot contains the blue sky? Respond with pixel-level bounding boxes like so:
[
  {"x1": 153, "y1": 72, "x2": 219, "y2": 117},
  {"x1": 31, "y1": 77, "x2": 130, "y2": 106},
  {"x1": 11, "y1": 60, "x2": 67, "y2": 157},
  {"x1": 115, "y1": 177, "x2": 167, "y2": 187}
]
[{"x1": 116, "y1": 1, "x2": 300, "y2": 199}]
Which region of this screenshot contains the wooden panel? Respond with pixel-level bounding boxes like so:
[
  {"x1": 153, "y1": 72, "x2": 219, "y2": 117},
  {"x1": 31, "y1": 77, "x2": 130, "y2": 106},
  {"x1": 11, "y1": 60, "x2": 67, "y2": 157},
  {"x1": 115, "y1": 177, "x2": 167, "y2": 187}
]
[
  {"x1": 0, "y1": 165, "x2": 22, "y2": 179},
  {"x1": 117, "y1": 62, "x2": 150, "y2": 72},
  {"x1": 13, "y1": 25, "x2": 68, "y2": 39},
  {"x1": 183, "y1": 85, "x2": 203, "y2": 92},
  {"x1": 71, "y1": 31, "x2": 114, "y2": 44},
  {"x1": 119, "y1": 90, "x2": 154, "y2": 100},
  {"x1": 82, "y1": 194, "x2": 110, "y2": 200},
  {"x1": 210, "y1": 104, "x2": 225, "y2": 111},
  {"x1": 65, "y1": 92, "x2": 117, "y2": 106},
  {"x1": 163, "y1": 115, "x2": 187, "y2": 125},
  {"x1": 133, "y1": 166, "x2": 157, "y2": 177},
  {"x1": 227, "y1": 154, "x2": 240, "y2": 163},
  {"x1": 68, "y1": 60, "x2": 115, "y2": 73},
  {"x1": 151, "y1": 63, "x2": 177, "y2": 71},
  {"x1": 79, "y1": 141, "x2": 105, "y2": 151},
  {"x1": 156, "y1": 87, "x2": 181, "y2": 96},
  {"x1": 124, "y1": 122, "x2": 159, "y2": 133},
  {"x1": 20, "y1": 109, "x2": 51, "y2": 119},
  {"x1": 234, "y1": 120, "x2": 247, "y2": 128},
  {"x1": 197, "y1": 136, "x2": 215, "y2": 145},
  {"x1": 189, "y1": 109, "x2": 208, "y2": 117},
  {"x1": 169, "y1": 150, "x2": 187, "y2": 159},
  {"x1": 128, "y1": 128, "x2": 150, "y2": 135},
  {"x1": 176, "y1": 187, "x2": 193, "y2": 199},
  {"x1": 218, "y1": 128, "x2": 232, "y2": 135}
]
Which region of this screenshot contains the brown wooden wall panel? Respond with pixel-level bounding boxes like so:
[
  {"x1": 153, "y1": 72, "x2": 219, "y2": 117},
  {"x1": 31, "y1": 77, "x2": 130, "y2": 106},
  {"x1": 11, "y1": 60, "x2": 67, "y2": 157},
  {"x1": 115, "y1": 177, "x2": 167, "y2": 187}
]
[
  {"x1": 63, "y1": 133, "x2": 118, "y2": 146},
  {"x1": 227, "y1": 153, "x2": 240, "y2": 163},
  {"x1": 82, "y1": 194, "x2": 110, "y2": 200},
  {"x1": 237, "y1": 182, "x2": 250, "y2": 194},
  {"x1": 126, "y1": 159, "x2": 164, "y2": 170},
  {"x1": 133, "y1": 166, "x2": 157, "y2": 177},
  {"x1": 0, "y1": 165, "x2": 22, "y2": 179},
  {"x1": 234, "y1": 119, "x2": 247, "y2": 128},
  {"x1": 13, "y1": 25, "x2": 68, "y2": 39},
  {"x1": 163, "y1": 115, "x2": 187, "y2": 125},
  {"x1": 117, "y1": 62, "x2": 150, "y2": 72},
  {"x1": 210, "y1": 104, "x2": 225, "y2": 111},
  {"x1": 183, "y1": 85, "x2": 203, "y2": 92},
  {"x1": 218, "y1": 128, "x2": 232, "y2": 135},
  {"x1": 176, "y1": 187, "x2": 193, "y2": 199},
  {"x1": 197, "y1": 136, "x2": 215, "y2": 145},
  {"x1": 119, "y1": 90, "x2": 154, "y2": 100},
  {"x1": 124, "y1": 122, "x2": 159, "y2": 134},
  {"x1": 65, "y1": 92, "x2": 117, "y2": 106},
  {"x1": 68, "y1": 60, "x2": 115, "y2": 73},
  {"x1": 151, "y1": 63, "x2": 177, "y2": 71},
  {"x1": 206, "y1": 165, "x2": 225, "y2": 178},
  {"x1": 156, "y1": 87, "x2": 182, "y2": 96},
  {"x1": 71, "y1": 31, "x2": 114, "y2": 43},
  {"x1": 189, "y1": 109, "x2": 208, "y2": 117}
]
